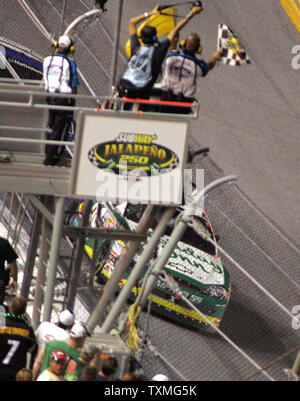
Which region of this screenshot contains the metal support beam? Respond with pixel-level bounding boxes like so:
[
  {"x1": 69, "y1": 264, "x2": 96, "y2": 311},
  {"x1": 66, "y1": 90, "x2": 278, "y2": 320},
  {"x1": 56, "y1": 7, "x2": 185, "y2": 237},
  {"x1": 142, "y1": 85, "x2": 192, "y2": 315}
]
[
  {"x1": 43, "y1": 197, "x2": 65, "y2": 322},
  {"x1": 20, "y1": 207, "x2": 42, "y2": 299},
  {"x1": 62, "y1": 226, "x2": 147, "y2": 241},
  {"x1": 86, "y1": 205, "x2": 159, "y2": 334},
  {"x1": 100, "y1": 207, "x2": 176, "y2": 334},
  {"x1": 32, "y1": 215, "x2": 51, "y2": 329},
  {"x1": 109, "y1": 0, "x2": 123, "y2": 92},
  {"x1": 28, "y1": 195, "x2": 54, "y2": 225},
  {"x1": 66, "y1": 200, "x2": 93, "y2": 311},
  {"x1": 137, "y1": 176, "x2": 237, "y2": 311}
]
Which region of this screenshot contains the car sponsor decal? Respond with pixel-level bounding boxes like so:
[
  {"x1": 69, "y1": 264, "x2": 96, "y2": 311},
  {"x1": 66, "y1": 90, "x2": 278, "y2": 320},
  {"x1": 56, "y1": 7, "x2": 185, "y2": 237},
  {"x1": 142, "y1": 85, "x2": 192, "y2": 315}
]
[
  {"x1": 159, "y1": 236, "x2": 225, "y2": 285},
  {"x1": 167, "y1": 261, "x2": 193, "y2": 275},
  {"x1": 131, "y1": 287, "x2": 219, "y2": 325},
  {"x1": 88, "y1": 132, "x2": 179, "y2": 176}
]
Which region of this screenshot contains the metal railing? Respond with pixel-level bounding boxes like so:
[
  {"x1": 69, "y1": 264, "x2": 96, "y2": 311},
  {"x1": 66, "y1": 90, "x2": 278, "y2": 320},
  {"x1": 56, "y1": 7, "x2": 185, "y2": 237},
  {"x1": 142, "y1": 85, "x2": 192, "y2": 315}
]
[{"x1": 0, "y1": 78, "x2": 199, "y2": 158}]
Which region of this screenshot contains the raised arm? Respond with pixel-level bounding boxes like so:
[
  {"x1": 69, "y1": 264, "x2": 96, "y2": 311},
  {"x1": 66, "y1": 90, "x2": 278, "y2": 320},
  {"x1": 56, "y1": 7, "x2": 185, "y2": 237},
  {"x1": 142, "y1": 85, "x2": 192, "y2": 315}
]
[
  {"x1": 128, "y1": 4, "x2": 161, "y2": 37},
  {"x1": 207, "y1": 50, "x2": 221, "y2": 70},
  {"x1": 32, "y1": 346, "x2": 45, "y2": 381},
  {"x1": 167, "y1": 4, "x2": 203, "y2": 42},
  {"x1": 8, "y1": 260, "x2": 18, "y2": 293}
]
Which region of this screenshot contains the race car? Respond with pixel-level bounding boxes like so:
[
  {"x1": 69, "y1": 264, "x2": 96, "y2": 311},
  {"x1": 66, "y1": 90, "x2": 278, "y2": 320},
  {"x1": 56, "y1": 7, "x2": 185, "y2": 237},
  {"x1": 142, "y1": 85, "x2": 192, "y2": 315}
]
[
  {"x1": 68, "y1": 199, "x2": 129, "y2": 275},
  {"x1": 95, "y1": 203, "x2": 231, "y2": 330}
]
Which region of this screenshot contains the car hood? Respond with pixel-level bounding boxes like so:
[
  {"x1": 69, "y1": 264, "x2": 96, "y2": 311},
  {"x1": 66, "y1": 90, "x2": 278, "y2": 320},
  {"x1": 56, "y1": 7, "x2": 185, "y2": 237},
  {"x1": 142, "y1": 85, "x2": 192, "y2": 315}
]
[{"x1": 159, "y1": 235, "x2": 225, "y2": 286}]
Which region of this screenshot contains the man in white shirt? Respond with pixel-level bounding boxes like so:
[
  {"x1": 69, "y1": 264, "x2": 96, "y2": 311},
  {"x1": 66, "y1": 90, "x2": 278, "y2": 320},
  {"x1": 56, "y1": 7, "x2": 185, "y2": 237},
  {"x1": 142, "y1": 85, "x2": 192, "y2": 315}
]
[
  {"x1": 35, "y1": 309, "x2": 75, "y2": 351},
  {"x1": 43, "y1": 34, "x2": 79, "y2": 166},
  {"x1": 36, "y1": 350, "x2": 67, "y2": 381}
]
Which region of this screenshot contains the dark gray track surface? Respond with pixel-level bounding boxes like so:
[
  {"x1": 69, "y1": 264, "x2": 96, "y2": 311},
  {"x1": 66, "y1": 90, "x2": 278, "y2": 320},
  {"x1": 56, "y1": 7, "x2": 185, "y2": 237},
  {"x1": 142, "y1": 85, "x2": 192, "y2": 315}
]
[{"x1": 1, "y1": 0, "x2": 300, "y2": 381}]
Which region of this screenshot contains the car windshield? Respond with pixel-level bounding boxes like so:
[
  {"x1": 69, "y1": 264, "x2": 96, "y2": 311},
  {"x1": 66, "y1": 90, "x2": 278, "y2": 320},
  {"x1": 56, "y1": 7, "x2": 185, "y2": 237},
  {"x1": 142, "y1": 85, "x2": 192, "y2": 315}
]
[
  {"x1": 181, "y1": 223, "x2": 216, "y2": 256},
  {"x1": 124, "y1": 204, "x2": 216, "y2": 256}
]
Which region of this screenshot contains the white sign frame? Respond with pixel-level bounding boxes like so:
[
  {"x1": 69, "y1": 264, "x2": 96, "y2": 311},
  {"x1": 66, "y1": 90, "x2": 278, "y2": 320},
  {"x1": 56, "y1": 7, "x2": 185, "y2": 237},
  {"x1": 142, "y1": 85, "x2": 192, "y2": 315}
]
[{"x1": 70, "y1": 110, "x2": 190, "y2": 205}]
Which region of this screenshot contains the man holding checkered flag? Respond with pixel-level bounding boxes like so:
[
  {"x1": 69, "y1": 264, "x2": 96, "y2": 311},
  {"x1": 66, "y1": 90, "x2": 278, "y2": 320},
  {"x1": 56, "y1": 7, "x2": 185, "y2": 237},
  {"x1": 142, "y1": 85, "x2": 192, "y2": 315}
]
[{"x1": 218, "y1": 24, "x2": 251, "y2": 66}]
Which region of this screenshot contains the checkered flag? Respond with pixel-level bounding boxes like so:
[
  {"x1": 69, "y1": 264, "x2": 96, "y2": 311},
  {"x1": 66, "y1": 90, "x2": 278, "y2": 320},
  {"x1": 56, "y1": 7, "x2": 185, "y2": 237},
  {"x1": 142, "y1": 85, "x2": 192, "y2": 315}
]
[{"x1": 218, "y1": 24, "x2": 250, "y2": 66}]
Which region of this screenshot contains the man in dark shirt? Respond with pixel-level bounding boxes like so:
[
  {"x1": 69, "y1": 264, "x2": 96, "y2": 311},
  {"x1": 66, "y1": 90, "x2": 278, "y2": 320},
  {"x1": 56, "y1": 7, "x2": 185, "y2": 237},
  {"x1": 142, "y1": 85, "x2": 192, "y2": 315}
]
[
  {"x1": 159, "y1": 33, "x2": 221, "y2": 113},
  {"x1": 0, "y1": 237, "x2": 18, "y2": 305},
  {"x1": 117, "y1": 3, "x2": 203, "y2": 104},
  {"x1": 0, "y1": 297, "x2": 36, "y2": 381}
]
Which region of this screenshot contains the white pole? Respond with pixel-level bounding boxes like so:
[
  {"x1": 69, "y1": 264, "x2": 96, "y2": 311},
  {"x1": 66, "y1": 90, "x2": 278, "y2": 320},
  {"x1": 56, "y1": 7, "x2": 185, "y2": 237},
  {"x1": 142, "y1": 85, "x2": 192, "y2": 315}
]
[
  {"x1": 137, "y1": 176, "x2": 237, "y2": 310},
  {"x1": 43, "y1": 197, "x2": 65, "y2": 322}
]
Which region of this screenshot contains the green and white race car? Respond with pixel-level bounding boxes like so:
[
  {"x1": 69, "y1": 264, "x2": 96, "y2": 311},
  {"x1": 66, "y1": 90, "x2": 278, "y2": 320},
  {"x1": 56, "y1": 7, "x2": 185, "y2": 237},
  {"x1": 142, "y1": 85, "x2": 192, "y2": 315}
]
[{"x1": 94, "y1": 203, "x2": 231, "y2": 330}]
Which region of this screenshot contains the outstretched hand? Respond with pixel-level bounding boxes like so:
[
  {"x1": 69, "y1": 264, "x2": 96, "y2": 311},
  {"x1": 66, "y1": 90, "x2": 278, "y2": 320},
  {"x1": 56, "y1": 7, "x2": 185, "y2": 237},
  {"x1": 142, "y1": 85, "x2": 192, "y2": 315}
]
[
  {"x1": 193, "y1": 1, "x2": 203, "y2": 7},
  {"x1": 213, "y1": 50, "x2": 221, "y2": 60},
  {"x1": 190, "y1": 5, "x2": 203, "y2": 16}
]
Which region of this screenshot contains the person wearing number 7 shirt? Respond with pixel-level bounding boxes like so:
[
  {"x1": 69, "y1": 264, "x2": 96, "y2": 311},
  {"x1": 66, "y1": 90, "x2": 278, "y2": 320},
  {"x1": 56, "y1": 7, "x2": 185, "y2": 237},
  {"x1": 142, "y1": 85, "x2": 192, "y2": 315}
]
[{"x1": 0, "y1": 297, "x2": 36, "y2": 381}]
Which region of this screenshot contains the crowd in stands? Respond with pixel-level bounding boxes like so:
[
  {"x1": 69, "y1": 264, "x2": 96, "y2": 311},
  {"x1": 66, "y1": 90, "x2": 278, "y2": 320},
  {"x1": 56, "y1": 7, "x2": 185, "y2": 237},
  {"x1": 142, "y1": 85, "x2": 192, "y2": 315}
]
[{"x1": 0, "y1": 296, "x2": 169, "y2": 382}]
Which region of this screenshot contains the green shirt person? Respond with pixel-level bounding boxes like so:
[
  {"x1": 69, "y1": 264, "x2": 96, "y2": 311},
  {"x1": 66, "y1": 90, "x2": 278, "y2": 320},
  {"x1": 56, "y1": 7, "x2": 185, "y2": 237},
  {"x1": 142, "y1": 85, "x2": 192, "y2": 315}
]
[
  {"x1": 33, "y1": 323, "x2": 88, "y2": 380},
  {"x1": 40, "y1": 339, "x2": 81, "y2": 374},
  {"x1": 64, "y1": 344, "x2": 99, "y2": 381}
]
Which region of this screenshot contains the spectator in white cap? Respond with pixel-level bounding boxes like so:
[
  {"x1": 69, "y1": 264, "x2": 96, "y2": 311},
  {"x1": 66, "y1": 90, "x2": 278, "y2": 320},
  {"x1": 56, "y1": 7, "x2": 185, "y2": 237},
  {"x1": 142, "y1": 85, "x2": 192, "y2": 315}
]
[
  {"x1": 33, "y1": 322, "x2": 88, "y2": 380},
  {"x1": 43, "y1": 34, "x2": 79, "y2": 166},
  {"x1": 35, "y1": 309, "x2": 75, "y2": 351}
]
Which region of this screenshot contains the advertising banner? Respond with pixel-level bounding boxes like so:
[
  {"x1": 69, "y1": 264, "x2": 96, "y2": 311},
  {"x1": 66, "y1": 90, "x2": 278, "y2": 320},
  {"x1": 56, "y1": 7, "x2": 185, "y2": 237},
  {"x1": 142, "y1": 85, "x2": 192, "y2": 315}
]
[{"x1": 71, "y1": 111, "x2": 189, "y2": 205}]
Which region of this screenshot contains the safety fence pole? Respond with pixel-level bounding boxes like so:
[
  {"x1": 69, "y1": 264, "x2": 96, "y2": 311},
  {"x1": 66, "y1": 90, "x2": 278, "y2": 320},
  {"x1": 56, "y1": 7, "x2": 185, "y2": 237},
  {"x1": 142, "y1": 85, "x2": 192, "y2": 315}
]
[
  {"x1": 20, "y1": 207, "x2": 43, "y2": 300},
  {"x1": 43, "y1": 197, "x2": 65, "y2": 322},
  {"x1": 100, "y1": 207, "x2": 176, "y2": 333},
  {"x1": 137, "y1": 176, "x2": 237, "y2": 311},
  {"x1": 86, "y1": 205, "x2": 159, "y2": 334}
]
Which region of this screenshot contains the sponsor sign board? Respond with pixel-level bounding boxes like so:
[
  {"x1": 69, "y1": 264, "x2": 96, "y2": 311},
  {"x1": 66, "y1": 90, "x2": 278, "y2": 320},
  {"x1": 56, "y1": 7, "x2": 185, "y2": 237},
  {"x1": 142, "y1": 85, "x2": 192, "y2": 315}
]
[{"x1": 71, "y1": 111, "x2": 189, "y2": 204}]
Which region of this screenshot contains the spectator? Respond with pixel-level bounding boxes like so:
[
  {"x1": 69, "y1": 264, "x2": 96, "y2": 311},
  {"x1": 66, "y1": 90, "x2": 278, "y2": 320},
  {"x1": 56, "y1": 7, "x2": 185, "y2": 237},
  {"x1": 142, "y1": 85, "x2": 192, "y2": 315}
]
[
  {"x1": 43, "y1": 34, "x2": 79, "y2": 166},
  {"x1": 80, "y1": 365, "x2": 98, "y2": 382},
  {"x1": 0, "y1": 236, "x2": 18, "y2": 305},
  {"x1": 122, "y1": 372, "x2": 145, "y2": 381},
  {"x1": 35, "y1": 309, "x2": 75, "y2": 351},
  {"x1": 64, "y1": 343, "x2": 99, "y2": 381},
  {"x1": 117, "y1": 3, "x2": 203, "y2": 108},
  {"x1": 159, "y1": 32, "x2": 221, "y2": 113},
  {"x1": 0, "y1": 297, "x2": 36, "y2": 381},
  {"x1": 32, "y1": 322, "x2": 88, "y2": 380},
  {"x1": 16, "y1": 368, "x2": 32, "y2": 381},
  {"x1": 36, "y1": 350, "x2": 67, "y2": 381},
  {"x1": 96, "y1": 355, "x2": 118, "y2": 381}
]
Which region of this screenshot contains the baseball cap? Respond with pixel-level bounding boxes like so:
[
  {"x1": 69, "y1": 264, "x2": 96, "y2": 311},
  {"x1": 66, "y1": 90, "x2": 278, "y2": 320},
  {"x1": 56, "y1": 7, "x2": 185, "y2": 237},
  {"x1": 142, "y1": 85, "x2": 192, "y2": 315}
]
[
  {"x1": 51, "y1": 349, "x2": 67, "y2": 363},
  {"x1": 59, "y1": 310, "x2": 74, "y2": 327},
  {"x1": 57, "y1": 34, "x2": 73, "y2": 49},
  {"x1": 151, "y1": 373, "x2": 169, "y2": 381},
  {"x1": 70, "y1": 323, "x2": 89, "y2": 339}
]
